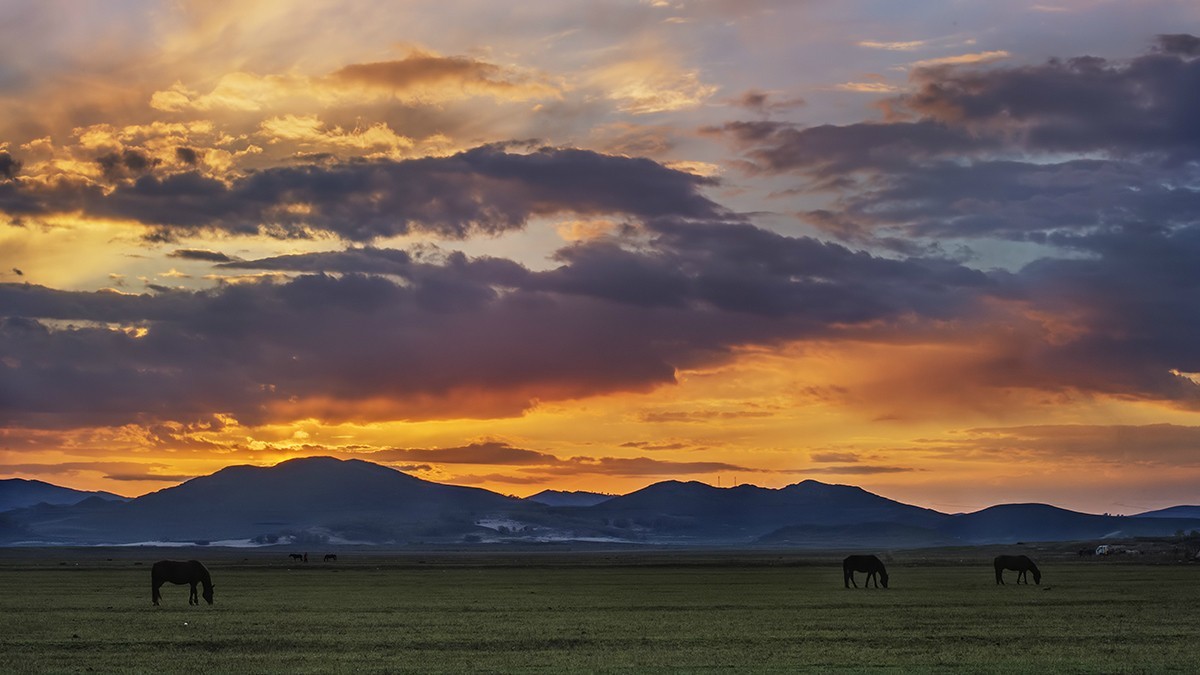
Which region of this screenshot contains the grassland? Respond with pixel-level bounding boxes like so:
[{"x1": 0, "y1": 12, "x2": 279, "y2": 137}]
[{"x1": 0, "y1": 548, "x2": 1196, "y2": 673}]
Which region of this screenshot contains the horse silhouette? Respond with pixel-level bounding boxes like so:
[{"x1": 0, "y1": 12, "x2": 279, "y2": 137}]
[
  {"x1": 151, "y1": 560, "x2": 213, "y2": 606},
  {"x1": 289, "y1": 553, "x2": 304, "y2": 561},
  {"x1": 323, "y1": 554, "x2": 337, "y2": 562},
  {"x1": 994, "y1": 554, "x2": 1041, "y2": 585},
  {"x1": 843, "y1": 554, "x2": 889, "y2": 588}
]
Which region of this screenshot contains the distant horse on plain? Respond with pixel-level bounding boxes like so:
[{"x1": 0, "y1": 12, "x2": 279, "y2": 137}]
[
  {"x1": 994, "y1": 555, "x2": 1041, "y2": 585},
  {"x1": 843, "y1": 554, "x2": 889, "y2": 588},
  {"x1": 151, "y1": 560, "x2": 214, "y2": 606},
  {"x1": 323, "y1": 554, "x2": 337, "y2": 562},
  {"x1": 288, "y1": 553, "x2": 305, "y2": 562}
]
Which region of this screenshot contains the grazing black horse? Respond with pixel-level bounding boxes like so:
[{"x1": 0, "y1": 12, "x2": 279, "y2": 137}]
[
  {"x1": 323, "y1": 554, "x2": 337, "y2": 562},
  {"x1": 288, "y1": 553, "x2": 304, "y2": 561},
  {"x1": 994, "y1": 555, "x2": 1041, "y2": 585},
  {"x1": 843, "y1": 554, "x2": 889, "y2": 588},
  {"x1": 151, "y1": 560, "x2": 214, "y2": 606}
]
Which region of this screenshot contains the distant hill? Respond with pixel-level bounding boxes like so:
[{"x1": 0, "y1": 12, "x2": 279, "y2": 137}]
[
  {"x1": 0, "y1": 478, "x2": 126, "y2": 512},
  {"x1": 3, "y1": 457, "x2": 541, "y2": 545},
  {"x1": 938, "y1": 503, "x2": 1200, "y2": 544},
  {"x1": 1135, "y1": 505, "x2": 1200, "y2": 520},
  {"x1": 582, "y1": 479, "x2": 950, "y2": 543},
  {"x1": 525, "y1": 489, "x2": 614, "y2": 507}
]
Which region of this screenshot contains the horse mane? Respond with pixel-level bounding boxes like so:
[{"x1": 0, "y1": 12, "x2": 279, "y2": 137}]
[{"x1": 192, "y1": 560, "x2": 213, "y2": 590}]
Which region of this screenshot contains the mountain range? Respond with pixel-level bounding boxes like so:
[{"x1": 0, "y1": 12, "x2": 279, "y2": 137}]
[
  {"x1": 2, "y1": 457, "x2": 1198, "y2": 548},
  {"x1": 0, "y1": 478, "x2": 125, "y2": 512}
]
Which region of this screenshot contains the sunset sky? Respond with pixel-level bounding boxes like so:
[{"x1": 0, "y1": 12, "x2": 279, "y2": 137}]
[{"x1": 2, "y1": 0, "x2": 1200, "y2": 514}]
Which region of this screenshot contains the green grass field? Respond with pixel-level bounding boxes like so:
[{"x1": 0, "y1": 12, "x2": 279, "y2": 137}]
[{"x1": 1, "y1": 549, "x2": 1196, "y2": 673}]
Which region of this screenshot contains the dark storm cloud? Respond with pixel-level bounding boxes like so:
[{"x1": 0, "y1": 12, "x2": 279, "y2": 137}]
[
  {"x1": 714, "y1": 37, "x2": 1200, "y2": 243},
  {"x1": 0, "y1": 461, "x2": 185, "y2": 483},
  {"x1": 725, "y1": 89, "x2": 806, "y2": 116},
  {"x1": 223, "y1": 247, "x2": 415, "y2": 275},
  {"x1": 228, "y1": 220, "x2": 993, "y2": 322},
  {"x1": 358, "y1": 442, "x2": 751, "y2": 477},
  {"x1": 0, "y1": 219, "x2": 996, "y2": 428},
  {"x1": 220, "y1": 247, "x2": 530, "y2": 291},
  {"x1": 818, "y1": 158, "x2": 1200, "y2": 241},
  {"x1": 1157, "y1": 34, "x2": 1200, "y2": 57},
  {"x1": 897, "y1": 40, "x2": 1200, "y2": 159},
  {"x1": 0, "y1": 152, "x2": 19, "y2": 180},
  {"x1": 620, "y1": 441, "x2": 690, "y2": 451},
  {"x1": 174, "y1": 146, "x2": 200, "y2": 166},
  {"x1": 96, "y1": 149, "x2": 159, "y2": 180},
  {"x1": 169, "y1": 249, "x2": 235, "y2": 263},
  {"x1": 330, "y1": 52, "x2": 538, "y2": 91},
  {"x1": 708, "y1": 119, "x2": 989, "y2": 184},
  {"x1": 365, "y1": 442, "x2": 560, "y2": 465},
  {"x1": 641, "y1": 219, "x2": 992, "y2": 320},
  {"x1": 0, "y1": 284, "x2": 198, "y2": 323},
  {"x1": 0, "y1": 145, "x2": 726, "y2": 242}
]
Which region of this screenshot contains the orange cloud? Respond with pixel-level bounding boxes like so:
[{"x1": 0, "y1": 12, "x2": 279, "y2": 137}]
[
  {"x1": 152, "y1": 50, "x2": 562, "y2": 113},
  {"x1": 330, "y1": 50, "x2": 561, "y2": 100}
]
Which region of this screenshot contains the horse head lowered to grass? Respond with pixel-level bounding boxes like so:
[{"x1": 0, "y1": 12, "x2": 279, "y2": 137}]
[
  {"x1": 151, "y1": 560, "x2": 214, "y2": 606},
  {"x1": 994, "y1": 555, "x2": 1041, "y2": 585}
]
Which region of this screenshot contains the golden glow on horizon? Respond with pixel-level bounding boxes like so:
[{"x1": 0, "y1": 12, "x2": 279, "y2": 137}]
[{"x1": 5, "y1": 340, "x2": 1199, "y2": 513}]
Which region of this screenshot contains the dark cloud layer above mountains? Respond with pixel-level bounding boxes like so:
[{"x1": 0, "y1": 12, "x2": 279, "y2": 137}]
[
  {"x1": 3, "y1": 37, "x2": 1200, "y2": 439},
  {"x1": 5, "y1": 206, "x2": 1200, "y2": 430},
  {"x1": 0, "y1": 145, "x2": 725, "y2": 241},
  {"x1": 0, "y1": 219, "x2": 997, "y2": 428}
]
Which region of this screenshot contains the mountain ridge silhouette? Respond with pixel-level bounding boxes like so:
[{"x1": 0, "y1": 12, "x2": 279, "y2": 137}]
[{"x1": 3, "y1": 456, "x2": 1199, "y2": 547}]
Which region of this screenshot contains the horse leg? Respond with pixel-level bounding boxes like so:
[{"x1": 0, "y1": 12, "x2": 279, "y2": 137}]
[
  {"x1": 845, "y1": 570, "x2": 856, "y2": 588},
  {"x1": 152, "y1": 581, "x2": 161, "y2": 606},
  {"x1": 189, "y1": 582, "x2": 198, "y2": 605},
  {"x1": 1018, "y1": 569, "x2": 1026, "y2": 584},
  {"x1": 995, "y1": 568, "x2": 1004, "y2": 585}
]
